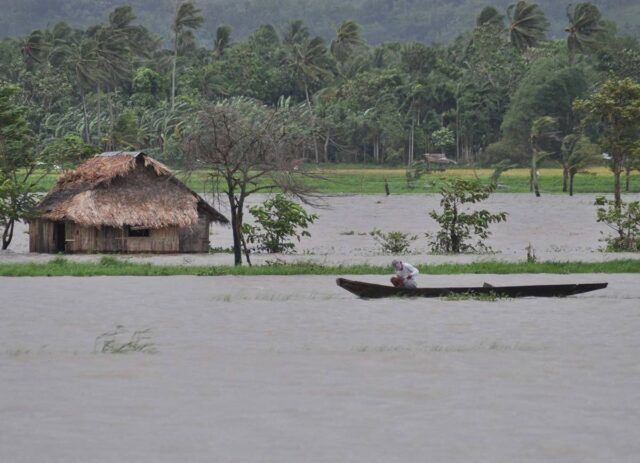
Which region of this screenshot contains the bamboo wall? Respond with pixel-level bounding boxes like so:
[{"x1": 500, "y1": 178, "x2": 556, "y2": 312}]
[
  {"x1": 29, "y1": 220, "x2": 57, "y2": 253},
  {"x1": 29, "y1": 216, "x2": 212, "y2": 253}
]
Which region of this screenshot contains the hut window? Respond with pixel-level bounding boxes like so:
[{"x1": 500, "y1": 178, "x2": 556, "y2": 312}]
[{"x1": 128, "y1": 226, "x2": 150, "y2": 237}]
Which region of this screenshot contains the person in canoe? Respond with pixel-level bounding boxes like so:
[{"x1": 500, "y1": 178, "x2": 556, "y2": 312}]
[{"x1": 391, "y1": 259, "x2": 419, "y2": 288}]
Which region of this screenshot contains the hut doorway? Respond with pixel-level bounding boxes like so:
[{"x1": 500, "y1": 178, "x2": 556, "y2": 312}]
[{"x1": 54, "y1": 222, "x2": 66, "y2": 252}]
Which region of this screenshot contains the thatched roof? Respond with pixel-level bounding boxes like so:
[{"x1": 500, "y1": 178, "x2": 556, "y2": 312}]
[{"x1": 35, "y1": 151, "x2": 228, "y2": 228}]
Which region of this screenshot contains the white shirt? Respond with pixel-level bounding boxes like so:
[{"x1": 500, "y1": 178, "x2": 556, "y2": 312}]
[{"x1": 395, "y1": 262, "x2": 419, "y2": 288}]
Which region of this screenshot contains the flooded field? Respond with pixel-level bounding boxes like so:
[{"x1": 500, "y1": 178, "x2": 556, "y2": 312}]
[
  {"x1": 4, "y1": 193, "x2": 640, "y2": 265},
  {"x1": 1, "y1": 274, "x2": 639, "y2": 462}
]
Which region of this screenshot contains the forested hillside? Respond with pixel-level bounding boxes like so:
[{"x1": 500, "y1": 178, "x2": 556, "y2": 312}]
[{"x1": 1, "y1": 0, "x2": 639, "y2": 43}]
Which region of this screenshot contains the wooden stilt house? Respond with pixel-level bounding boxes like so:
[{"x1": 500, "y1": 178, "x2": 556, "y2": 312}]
[{"x1": 29, "y1": 151, "x2": 228, "y2": 253}]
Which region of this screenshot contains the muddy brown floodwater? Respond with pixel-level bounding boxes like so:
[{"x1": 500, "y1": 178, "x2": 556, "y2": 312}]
[
  {"x1": 1, "y1": 274, "x2": 639, "y2": 462},
  {"x1": 3, "y1": 193, "x2": 640, "y2": 265}
]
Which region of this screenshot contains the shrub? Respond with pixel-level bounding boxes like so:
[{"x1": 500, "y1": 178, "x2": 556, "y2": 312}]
[
  {"x1": 595, "y1": 196, "x2": 640, "y2": 252},
  {"x1": 427, "y1": 178, "x2": 507, "y2": 253},
  {"x1": 370, "y1": 228, "x2": 418, "y2": 254},
  {"x1": 242, "y1": 194, "x2": 318, "y2": 253}
]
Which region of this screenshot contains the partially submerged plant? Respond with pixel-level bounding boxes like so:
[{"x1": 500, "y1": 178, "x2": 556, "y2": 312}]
[
  {"x1": 595, "y1": 196, "x2": 640, "y2": 252},
  {"x1": 427, "y1": 178, "x2": 507, "y2": 253},
  {"x1": 370, "y1": 228, "x2": 418, "y2": 254},
  {"x1": 243, "y1": 194, "x2": 318, "y2": 254},
  {"x1": 94, "y1": 325, "x2": 156, "y2": 354}
]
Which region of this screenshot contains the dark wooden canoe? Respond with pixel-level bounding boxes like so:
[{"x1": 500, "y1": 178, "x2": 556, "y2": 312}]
[{"x1": 336, "y1": 278, "x2": 608, "y2": 299}]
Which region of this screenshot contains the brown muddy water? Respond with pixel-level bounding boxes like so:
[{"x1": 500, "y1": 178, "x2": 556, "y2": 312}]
[
  {"x1": 1, "y1": 274, "x2": 639, "y2": 462},
  {"x1": 3, "y1": 193, "x2": 640, "y2": 265}
]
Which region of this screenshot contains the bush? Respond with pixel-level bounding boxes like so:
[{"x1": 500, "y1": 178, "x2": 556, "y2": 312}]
[
  {"x1": 427, "y1": 178, "x2": 507, "y2": 253},
  {"x1": 242, "y1": 194, "x2": 318, "y2": 253},
  {"x1": 370, "y1": 228, "x2": 418, "y2": 254},
  {"x1": 595, "y1": 196, "x2": 640, "y2": 252}
]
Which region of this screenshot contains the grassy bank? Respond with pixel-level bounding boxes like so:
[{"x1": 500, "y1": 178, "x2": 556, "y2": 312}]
[
  {"x1": 30, "y1": 166, "x2": 640, "y2": 195},
  {"x1": 1, "y1": 257, "x2": 639, "y2": 277}
]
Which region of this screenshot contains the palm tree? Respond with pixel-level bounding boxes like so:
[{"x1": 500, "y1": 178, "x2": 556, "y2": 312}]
[
  {"x1": 213, "y1": 25, "x2": 233, "y2": 57},
  {"x1": 330, "y1": 20, "x2": 364, "y2": 64},
  {"x1": 507, "y1": 1, "x2": 549, "y2": 51},
  {"x1": 93, "y1": 27, "x2": 130, "y2": 146},
  {"x1": 282, "y1": 20, "x2": 309, "y2": 47},
  {"x1": 51, "y1": 35, "x2": 105, "y2": 143},
  {"x1": 530, "y1": 116, "x2": 560, "y2": 197},
  {"x1": 284, "y1": 35, "x2": 332, "y2": 162},
  {"x1": 565, "y1": 3, "x2": 606, "y2": 65},
  {"x1": 171, "y1": 1, "x2": 203, "y2": 110}
]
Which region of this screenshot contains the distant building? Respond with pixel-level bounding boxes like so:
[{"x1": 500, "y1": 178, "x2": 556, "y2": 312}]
[{"x1": 29, "y1": 151, "x2": 228, "y2": 253}]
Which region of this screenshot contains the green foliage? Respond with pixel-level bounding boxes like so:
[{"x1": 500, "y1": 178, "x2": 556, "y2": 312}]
[
  {"x1": 430, "y1": 127, "x2": 455, "y2": 151},
  {"x1": 242, "y1": 194, "x2": 318, "y2": 253},
  {"x1": 40, "y1": 134, "x2": 96, "y2": 170},
  {"x1": 369, "y1": 228, "x2": 418, "y2": 254},
  {"x1": 595, "y1": 196, "x2": 640, "y2": 252},
  {"x1": 427, "y1": 178, "x2": 507, "y2": 253},
  {"x1": 0, "y1": 84, "x2": 37, "y2": 249},
  {"x1": 574, "y1": 77, "x2": 640, "y2": 206}
]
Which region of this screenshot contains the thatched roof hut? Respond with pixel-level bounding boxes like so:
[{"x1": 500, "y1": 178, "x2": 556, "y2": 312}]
[{"x1": 30, "y1": 151, "x2": 228, "y2": 253}]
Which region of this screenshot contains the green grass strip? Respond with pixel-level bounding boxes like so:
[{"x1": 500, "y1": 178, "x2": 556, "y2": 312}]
[{"x1": 0, "y1": 257, "x2": 638, "y2": 277}]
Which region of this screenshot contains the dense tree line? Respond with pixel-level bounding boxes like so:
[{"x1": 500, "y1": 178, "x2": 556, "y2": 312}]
[{"x1": 1, "y1": 1, "x2": 638, "y2": 169}]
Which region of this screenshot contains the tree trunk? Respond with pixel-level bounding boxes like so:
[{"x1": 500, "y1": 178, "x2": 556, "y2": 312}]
[
  {"x1": 613, "y1": 155, "x2": 623, "y2": 210},
  {"x1": 97, "y1": 83, "x2": 102, "y2": 148},
  {"x1": 79, "y1": 85, "x2": 90, "y2": 144},
  {"x1": 171, "y1": 33, "x2": 178, "y2": 111},
  {"x1": 228, "y1": 192, "x2": 242, "y2": 266},
  {"x1": 562, "y1": 165, "x2": 568, "y2": 193},
  {"x1": 625, "y1": 167, "x2": 631, "y2": 192},
  {"x1": 1, "y1": 218, "x2": 15, "y2": 250},
  {"x1": 569, "y1": 172, "x2": 575, "y2": 196},
  {"x1": 304, "y1": 83, "x2": 319, "y2": 164},
  {"x1": 532, "y1": 152, "x2": 541, "y2": 197},
  {"x1": 324, "y1": 129, "x2": 330, "y2": 163}
]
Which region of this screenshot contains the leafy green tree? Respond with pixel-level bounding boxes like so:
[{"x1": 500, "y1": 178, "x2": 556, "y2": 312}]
[
  {"x1": 242, "y1": 194, "x2": 318, "y2": 253},
  {"x1": 595, "y1": 196, "x2": 640, "y2": 251},
  {"x1": 574, "y1": 78, "x2": 640, "y2": 208},
  {"x1": 427, "y1": 178, "x2": 507, "y2": 254},
  {"x1": 507, "y1": 1, "x2": 549, "y2": 51},
  {"x1": 565, "y1": 3, "x2": 606, "y2": 64},
  {"x1": 40, "y1": 134, "x2": 96, "y2": 170},
  {"x1": 0, "y1": 85, "x2": 36, "y2": 249}
]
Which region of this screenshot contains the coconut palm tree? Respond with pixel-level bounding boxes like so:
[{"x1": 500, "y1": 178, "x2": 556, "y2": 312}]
[
  {"x1": 284, "y1": 35, "x2": 332, "y2": 162},
  {"x1": 50, "y1": 35, "x2": 105, "y2": 143},
  {"x1": 330, "y1": 20, "x2": 364, "y2": 64},
  {"x1": 507, "y1": 1, "x2": 549, "y2": 51},
  {"x1": 171, "y1": 1, "x2": 203, "y2": 110},
  {"x1": 565, "y1": 3, "x2": 606, "y2": 65},
  {"x1": 282, "y1": 20, "x2": 310, "y2": 47}
]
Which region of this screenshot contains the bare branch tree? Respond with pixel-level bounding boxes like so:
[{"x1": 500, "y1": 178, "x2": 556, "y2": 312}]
[{"x1": 183, "y1": 97, "x2": 324, "y2": 265}]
